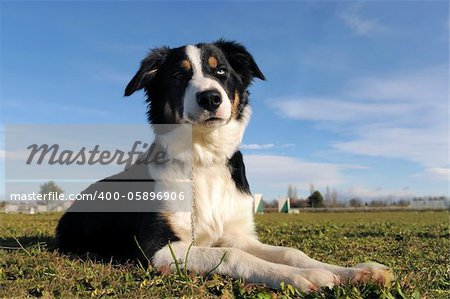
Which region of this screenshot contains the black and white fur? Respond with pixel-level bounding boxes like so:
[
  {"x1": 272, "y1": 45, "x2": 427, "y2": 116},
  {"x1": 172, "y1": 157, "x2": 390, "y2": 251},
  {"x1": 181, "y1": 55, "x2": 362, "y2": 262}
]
[{"x1": 56, "y1": 40, "x2": 393, "y2": 292}]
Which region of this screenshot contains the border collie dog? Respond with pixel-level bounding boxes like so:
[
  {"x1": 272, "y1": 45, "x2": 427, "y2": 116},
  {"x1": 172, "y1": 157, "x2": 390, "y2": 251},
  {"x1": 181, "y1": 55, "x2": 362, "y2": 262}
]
[{"x1": 56, "y1": 40, "x2": 393, "y2": 292}]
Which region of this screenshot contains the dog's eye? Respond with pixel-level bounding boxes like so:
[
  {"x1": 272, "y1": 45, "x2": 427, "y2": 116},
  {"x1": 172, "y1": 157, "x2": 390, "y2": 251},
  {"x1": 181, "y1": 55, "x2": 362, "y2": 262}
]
[
  {"x1": 172, "y1": 72, "x2": 184, "y2": 80},
  {"x1": 216, "y1": 68, "x2": 226, "y2": 75}
]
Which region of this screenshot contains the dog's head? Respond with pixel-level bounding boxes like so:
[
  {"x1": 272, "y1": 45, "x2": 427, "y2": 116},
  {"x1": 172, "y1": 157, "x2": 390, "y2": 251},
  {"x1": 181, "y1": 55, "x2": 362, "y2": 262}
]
[{"x1": 124, "y1": 40, "x2": 265, "y2": 126}]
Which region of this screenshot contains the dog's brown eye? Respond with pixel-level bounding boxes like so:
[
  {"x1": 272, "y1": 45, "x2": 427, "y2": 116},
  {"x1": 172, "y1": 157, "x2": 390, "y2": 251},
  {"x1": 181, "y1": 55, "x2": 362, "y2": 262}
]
[{"x1": 173, "y1": 72, "x2": 184, "y2": 80}]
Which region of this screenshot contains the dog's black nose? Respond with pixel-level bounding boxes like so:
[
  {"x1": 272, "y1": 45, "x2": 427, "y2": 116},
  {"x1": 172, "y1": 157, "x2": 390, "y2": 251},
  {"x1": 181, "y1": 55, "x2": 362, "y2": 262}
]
[{"x1": 196, "y1": 90, "x2": 222, "y2": 112}]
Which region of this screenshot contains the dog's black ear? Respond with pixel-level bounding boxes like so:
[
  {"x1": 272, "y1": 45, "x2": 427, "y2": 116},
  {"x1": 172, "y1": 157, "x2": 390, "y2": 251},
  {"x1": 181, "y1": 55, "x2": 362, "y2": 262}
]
[
  {"x1": 124, "y1": 47, "x2": 170, "y2": 97},
  {"x1": 214, "y1": 39, "x2": 265, "y2": 86}
]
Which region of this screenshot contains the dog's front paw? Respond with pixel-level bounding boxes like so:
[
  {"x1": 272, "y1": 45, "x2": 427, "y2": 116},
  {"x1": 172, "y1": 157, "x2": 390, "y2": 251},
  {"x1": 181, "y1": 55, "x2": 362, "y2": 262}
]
[
  {"x1": 297, "y1": 269, "x2": 341, "y2": 289},
  {"x1": 352, "y1": 262, "x2": 394, "y2": 287},
  {"x1": 283, "y1": 274, "x2": 318, "y2": 293},
  {"x1": 282, "y1": 269, "x2": 340, "y2": 293}
]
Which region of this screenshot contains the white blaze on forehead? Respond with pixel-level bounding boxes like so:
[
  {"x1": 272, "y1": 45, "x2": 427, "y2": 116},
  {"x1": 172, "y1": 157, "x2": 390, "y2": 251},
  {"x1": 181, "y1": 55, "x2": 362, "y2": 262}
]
[
  {"x1": 183, "y1": 45, "x2": 232, "y2": 121},
  {"x1": 186, "y1": 45, "x2": 203, "y2": 77}
]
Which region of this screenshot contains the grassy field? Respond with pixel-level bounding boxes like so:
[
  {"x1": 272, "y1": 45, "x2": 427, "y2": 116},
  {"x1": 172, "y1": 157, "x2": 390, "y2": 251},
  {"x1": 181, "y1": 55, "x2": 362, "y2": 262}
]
[{"x1": 0, "y1": 211, "x2": 448, "y2": 298}]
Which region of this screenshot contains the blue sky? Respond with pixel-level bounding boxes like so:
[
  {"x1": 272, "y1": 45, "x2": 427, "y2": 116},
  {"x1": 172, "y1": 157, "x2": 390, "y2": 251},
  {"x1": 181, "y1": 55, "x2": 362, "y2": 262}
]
[{"x1": 1, "y1": 1, "x2": 449, "y2": 201}]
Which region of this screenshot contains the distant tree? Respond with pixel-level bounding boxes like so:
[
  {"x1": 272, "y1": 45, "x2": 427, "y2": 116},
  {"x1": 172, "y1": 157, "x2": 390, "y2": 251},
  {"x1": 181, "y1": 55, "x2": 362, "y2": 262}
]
[
  {"x1": 288, "y1": 185, "x2": 299, "y2": 201},
  {"x1": 264, "y1": 199, "x2": 278, "y2": 209},
  {"x1": 331, "y1": 189, "x2": 338, "y2": 206},
  {"x1": 334, "y1": 200, "x2": 347, "y2": 208},
  {"x1": 290, "y1": 198, "x2": 307, "y2": 208},
  {"x1": 287, "y1": 185, "x2": 294, "y2": 199},
  {"x1": 349, "y1": 198, "x2": 362, "y2": 207},
  {"x1": 368, "y1": 199, "x2": 387, "y2": 207},
  {"x1": 395, "y1": 199, "x2": 410, "y2": 207},
  {"x1": 309, "y1": 183, "x2": 315, "y2": 195},
  {"x1": 40, "y1": 181, "x2": 63, "y2": 195},
  {"x1": 325, "y1": 186, "x2": 331, "y2": 202},
  {"x1": 307, "y1": 191, "x2": 324, "y2": 208},
  {"x1": 39, "y1": 181, "x2": 63, "y2": 205}
]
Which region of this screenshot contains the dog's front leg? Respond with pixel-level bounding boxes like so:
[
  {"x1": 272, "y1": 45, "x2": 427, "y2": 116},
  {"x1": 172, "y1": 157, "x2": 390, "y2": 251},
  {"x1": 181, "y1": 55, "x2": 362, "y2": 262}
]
[
  {"x1": 152, "y1": 241, "x2": 340, "y2": 292},
  {"x1": 226, "y1": 236, "x2": 394, "y2": 286}
]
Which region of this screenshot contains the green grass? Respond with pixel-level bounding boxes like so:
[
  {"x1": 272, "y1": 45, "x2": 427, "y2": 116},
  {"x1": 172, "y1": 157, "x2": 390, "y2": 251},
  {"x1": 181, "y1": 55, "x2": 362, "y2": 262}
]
[{"x1": 0, "y1": 211, "x2": 448, "y2": 298}]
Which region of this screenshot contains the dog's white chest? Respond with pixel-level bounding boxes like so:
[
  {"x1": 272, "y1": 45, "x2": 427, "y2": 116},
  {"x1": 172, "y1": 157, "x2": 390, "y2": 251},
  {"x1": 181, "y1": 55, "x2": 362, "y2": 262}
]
[{"x1": 169, "y1": 163, "x2": 255, "y2": 246}]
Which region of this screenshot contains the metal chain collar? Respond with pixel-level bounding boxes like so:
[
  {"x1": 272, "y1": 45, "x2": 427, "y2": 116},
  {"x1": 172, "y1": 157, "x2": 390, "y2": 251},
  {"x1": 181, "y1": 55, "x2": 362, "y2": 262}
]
[{"x1": 190, "y1": 166, "x2": 196, "y2": 245}]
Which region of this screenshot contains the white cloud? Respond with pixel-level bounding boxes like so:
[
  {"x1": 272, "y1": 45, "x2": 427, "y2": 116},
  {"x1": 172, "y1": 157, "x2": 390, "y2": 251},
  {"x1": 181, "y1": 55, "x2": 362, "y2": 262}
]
[
  {"x1": 271, "y1": 67, "x2": 447, "y2": 124},
  {"x1": 2, "y1": 98, "x2": 113, "y2": 121},
  {"x1": 338, "y1": 5, "x2": 386, "y2": 36},
  {"x1": 244, "y1": 155, "x2": 397, "y2": 200},
  {"x1": 241, "y1": 143, "x2": 274, "y2": 150},
  {"x1": 244, "y1": 154, "x2": 355, "y2": 196},
  {"x1": 349, "y1": 73, "x2": 447, "y2": 104},
  {"x1": 271, "y1": 97, "x2": 414, "y2": 123},
  {"x1": 334, "y1": 125, "x2": 448, "y2": 168},
  {"x1": 340, "y1": 185, "x2": 414, "y2": 200},
  {"x1": 240, "y1": 143, "x2": 296, "y2": 150},
  {"x1": 269, "y1": 66, "x2": 449, "y2": 171},
  {"x1": 279, "y1": 143, "x2": 295, "y2": 148},
  {"x1": 413, "y1": 167, "x2": 450, "y2": 182}
]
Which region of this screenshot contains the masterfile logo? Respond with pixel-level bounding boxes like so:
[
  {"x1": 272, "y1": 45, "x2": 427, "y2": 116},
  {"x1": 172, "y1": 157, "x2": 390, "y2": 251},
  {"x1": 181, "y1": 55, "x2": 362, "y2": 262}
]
[{"x1": 4, "y1": 124, "x2": 193, "y2": 212}]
